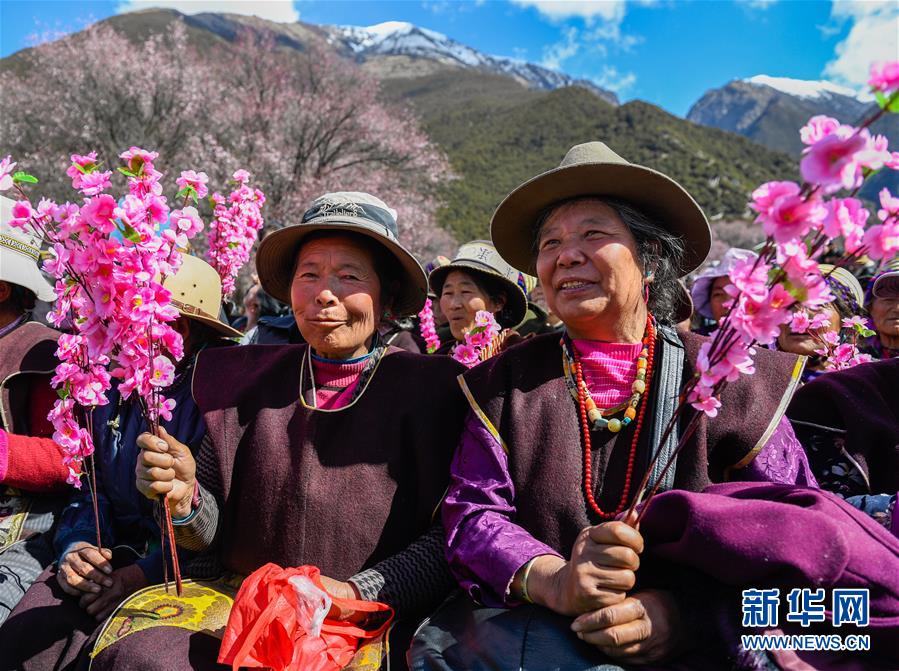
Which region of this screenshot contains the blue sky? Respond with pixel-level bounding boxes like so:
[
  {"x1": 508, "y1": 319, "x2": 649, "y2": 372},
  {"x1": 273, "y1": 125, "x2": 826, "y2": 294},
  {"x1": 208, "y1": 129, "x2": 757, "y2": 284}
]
[{"x1": 1, "y1": 1, "x2": 896, "y2": 116}]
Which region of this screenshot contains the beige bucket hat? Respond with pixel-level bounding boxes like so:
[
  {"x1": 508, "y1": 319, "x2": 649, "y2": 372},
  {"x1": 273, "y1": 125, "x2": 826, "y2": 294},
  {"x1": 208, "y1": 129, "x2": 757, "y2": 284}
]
[
  {"x1": 163, "y1": 254, "x2": 242, "y2": 338},
  {"x1": 491, "y1": 142, "x2": 711, "y2": 277},
  {"x1": 0, "y1": 195, "x2": 56, "y2": 302},
  {"x1": 255, "y1": 192, "x2": 427, "y2": 316},
  {"x1": 428, "y1": 240, "x2": 528, "y2": 328}
]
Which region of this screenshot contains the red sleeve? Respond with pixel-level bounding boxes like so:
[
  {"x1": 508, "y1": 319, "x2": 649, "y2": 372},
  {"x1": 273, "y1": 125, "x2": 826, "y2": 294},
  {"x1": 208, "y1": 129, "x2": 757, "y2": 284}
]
[
  {"x1": 0, "y1": 429, "x2": 71, "y2": 492},
  {"x1": 28, "y1": 376, "x2": 57, "y2": 438}
]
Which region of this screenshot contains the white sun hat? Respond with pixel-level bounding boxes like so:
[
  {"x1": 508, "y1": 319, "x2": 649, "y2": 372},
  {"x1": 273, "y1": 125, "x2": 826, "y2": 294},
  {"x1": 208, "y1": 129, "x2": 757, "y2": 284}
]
[{"x1": 0, "y1": 195, "x2": 56, "y2": 302}]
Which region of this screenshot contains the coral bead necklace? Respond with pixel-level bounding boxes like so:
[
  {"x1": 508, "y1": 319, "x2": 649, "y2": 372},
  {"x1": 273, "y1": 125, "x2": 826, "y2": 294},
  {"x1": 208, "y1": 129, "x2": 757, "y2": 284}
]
[{"x1": 563, "y1": 315, "x2": 656, "y2": 519}]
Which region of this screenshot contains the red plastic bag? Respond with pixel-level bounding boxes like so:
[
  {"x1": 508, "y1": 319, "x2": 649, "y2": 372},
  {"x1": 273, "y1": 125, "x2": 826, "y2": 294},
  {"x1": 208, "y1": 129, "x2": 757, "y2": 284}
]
[{"x1": 218, "y1": 563, "x2": 394, "y2": 671}]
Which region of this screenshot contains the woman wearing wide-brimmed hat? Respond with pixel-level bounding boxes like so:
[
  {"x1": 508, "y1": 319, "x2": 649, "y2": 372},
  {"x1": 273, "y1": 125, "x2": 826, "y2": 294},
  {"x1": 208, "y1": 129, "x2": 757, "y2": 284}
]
[
  {"x1": 90, "y1": 192, "x2": 466, "y2": 670},
  {"x1": 0, "y1": 255, "x2": 243, "y2": 669},
  {"x1": 689, "y1": 247, "x2": 757, "y2": 334},
  {"x1": 428, "y1": 240, "x2": 528, "y2": 356},
  {"x1": 411, "y1": 143, "x2": 823, "y2": 669}
]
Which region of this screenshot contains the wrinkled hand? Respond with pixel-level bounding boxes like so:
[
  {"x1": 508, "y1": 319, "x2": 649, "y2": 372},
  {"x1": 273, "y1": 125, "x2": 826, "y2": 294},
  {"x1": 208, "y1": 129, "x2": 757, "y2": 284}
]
[
  {"x1": 319, "y1": 575, "x2": 368, "y2": 625},
  {"x1": 571, "y1": 589, "x2": 686, "y2": 664},
  {"x1": 57, "y1": 542, "x2": 114, "y2": 597},
  {"x1": 530, "y1": 518, "x2": 643, "y2": 616},
  {"x1": 78, "y1": 564, "x2": 148, "y2": 621},
  {"x1": 135, "y1": 427, "x2": 196, "y2": 519}
]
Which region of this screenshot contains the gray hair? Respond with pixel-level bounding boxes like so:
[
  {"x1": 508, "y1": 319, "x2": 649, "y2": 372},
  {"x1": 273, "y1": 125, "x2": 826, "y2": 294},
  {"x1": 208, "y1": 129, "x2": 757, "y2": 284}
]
[{"x1": 532, "y1": 197, "x2": 686, "y2": 324}]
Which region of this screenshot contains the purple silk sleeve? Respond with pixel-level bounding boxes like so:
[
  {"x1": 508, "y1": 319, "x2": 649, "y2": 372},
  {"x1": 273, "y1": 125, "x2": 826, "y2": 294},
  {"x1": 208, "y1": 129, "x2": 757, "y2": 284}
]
[
  {"x1": 442, "y1": 412, "x2": 562, "y2": 607},
  {"x1": 740, "y1": 416, "x2": 819, "y2": 487},
  {"x1": 443, "y1": 412, "x2": 816, "y2": 608}
]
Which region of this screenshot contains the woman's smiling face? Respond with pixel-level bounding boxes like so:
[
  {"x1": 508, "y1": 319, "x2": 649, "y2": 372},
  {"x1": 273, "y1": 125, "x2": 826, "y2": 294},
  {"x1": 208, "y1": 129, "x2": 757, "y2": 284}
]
[
  {"x1": 291, "y1": 234, "x2": 382, "y2": 359},
  {"x1": 535, "y1": 199, "x2": 646, "y2": 341}
]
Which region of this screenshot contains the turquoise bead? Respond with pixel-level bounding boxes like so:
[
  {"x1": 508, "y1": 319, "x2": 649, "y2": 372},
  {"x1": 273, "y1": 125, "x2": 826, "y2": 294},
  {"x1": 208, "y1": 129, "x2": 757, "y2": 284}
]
[{"x1": 622, "y1": 417, "x2": 632, "y2": 426}]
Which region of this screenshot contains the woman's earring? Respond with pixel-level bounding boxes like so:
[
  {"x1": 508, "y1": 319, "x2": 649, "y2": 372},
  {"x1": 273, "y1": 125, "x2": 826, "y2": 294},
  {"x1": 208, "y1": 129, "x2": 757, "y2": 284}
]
[{"x1": 643, "y1": 283, "x2": 650, "y2": 304}]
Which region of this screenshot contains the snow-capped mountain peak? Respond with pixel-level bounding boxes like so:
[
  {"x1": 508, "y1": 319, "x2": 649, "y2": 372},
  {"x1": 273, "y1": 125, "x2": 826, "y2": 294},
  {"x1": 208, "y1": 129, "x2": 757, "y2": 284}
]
[
  {"x1": 325, "y1": 21, "x2": 619, "y2": 105},
  {"x1": 743, "y1": 75, "x2": 861, "y2": 102}
]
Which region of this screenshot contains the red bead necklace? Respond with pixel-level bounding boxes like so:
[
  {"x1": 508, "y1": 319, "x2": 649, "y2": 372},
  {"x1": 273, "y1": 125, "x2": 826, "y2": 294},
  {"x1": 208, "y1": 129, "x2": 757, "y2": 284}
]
[{"x1": 572, "y1": 316, "x2": 656, "y2": 519}]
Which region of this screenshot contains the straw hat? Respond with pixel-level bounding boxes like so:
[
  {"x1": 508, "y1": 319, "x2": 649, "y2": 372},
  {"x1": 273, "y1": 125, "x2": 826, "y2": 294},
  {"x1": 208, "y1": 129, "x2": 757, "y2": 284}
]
[
  {"x1": 0, "y1": 195, "x2": 55, "y2": 302},
  {"x1": 255, "y1": 192, "x2": 427, "y2": 316},
  {"x1": 163, "y1": 254, "x2": 242, "y2": 338},
  {"x1": 428, "y1": 240, "x2": 528, "y2": 328},
  {"x1": 819, "y1": 263, "x2": 864, "y2": 307},
  {"x1": 491, "y1": 142, "x2": 711, "y2": 277}
]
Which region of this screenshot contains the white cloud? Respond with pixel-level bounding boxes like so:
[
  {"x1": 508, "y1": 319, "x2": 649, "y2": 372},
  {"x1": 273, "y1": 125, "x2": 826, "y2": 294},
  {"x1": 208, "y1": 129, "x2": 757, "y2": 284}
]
[
  {"x1": 511, "y1": 0, "x2": 626, "y2": 24},
  {"x1": 744, "y1": 0, "x2": 778, "y2": 9},
  {"x1": 823, "y1": 0, "x2": 899, "y2": 90},
  {"x1": 586, "y1": 20, "x2": 642, "y2": 51},
  {"x1": 541, "y1": 25, "x2": 581, "y2": 69},
  {"x1": 591, "y1": 64, "x2": 636, "y2": 93},
  {"x1": 116, "y1": 1, "x2": 300, "y2": 23}
]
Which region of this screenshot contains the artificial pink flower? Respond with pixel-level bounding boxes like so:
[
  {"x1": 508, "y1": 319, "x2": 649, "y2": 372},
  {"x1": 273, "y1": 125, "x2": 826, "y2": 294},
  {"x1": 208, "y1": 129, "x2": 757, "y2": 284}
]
[
  {"x1": 726, "y1": 255, "x2": 770, "y2": 303},
  {"x1": 857, "y1": 134, "x2": 893, "y2": 173},
  {"x1": 800, "y1": 130, "x2": 869, "y2": 193},
  {"x1": 809, "y1": 312, "x2": 831, "y2": 330},
  {"x1": 790, "y1": 311, "x2": 811, "y2": 333},
  {"x1": 9, "y1": 200, "x2": 34, "y2": 229},
  {"x1": 452, "y1": 343, "x2": 480, "y2": 368},
  {"x1": 149, "y1": 355, "x2": 175, "y2": 388},
  {"x1": 689, "y1": 388, "x2": 722, "y2": 418},
  {"x1": 176, "y1": 170, "x2": 209, "y2": 199},
  {"x1": 862, "y1": 220, "x2": 899, "y2": 260},
  {"x1": 750, "y1": 181, "x2": 826, "y2": 242},
  {"x1": 171, "y1": 206, "x2": 204, "y2": 238},
  {"x1": 841, "y1": 316, "x2": 868, "y2": 329},
  {"x1": 822, "y1": 198, "x2": 869, "y2": 252},
  {"x1": 77, "y1": 170, "x2": 112, "y2": 196},
  {"x1": 878, "y1": 188, "x2": 899, "y2": 222},
  {"x1": 799, "y1": 116, "x2": 841, "y2": 146},
  {"x1": 821, "y1": 330, "x2": 841, "y2": 346},
  {"x1": 0, "y1": 155, "x2": 16, "y2": 191},
  {"x1": 66, "y1": 152, "x2": 99, "y2": 190},
  {"x1": 119, "y1": 146, "x2": 159, "y2": 176},
  {"x1": 80, "y1": 194, "x2": 118, "y2": 234},
  {"x1": 869, "y1": 60, "x2": 899, "y2": 94}
]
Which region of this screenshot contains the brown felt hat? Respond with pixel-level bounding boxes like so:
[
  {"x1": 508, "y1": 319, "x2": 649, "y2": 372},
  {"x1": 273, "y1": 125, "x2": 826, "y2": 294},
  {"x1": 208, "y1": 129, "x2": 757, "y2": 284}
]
[{"x1": 490, "y1": 142, "x2": 711, "y2": 277}]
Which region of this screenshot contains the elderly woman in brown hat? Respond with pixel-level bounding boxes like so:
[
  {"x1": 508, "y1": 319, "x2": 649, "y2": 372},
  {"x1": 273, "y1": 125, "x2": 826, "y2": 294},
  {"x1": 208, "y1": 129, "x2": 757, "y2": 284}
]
[
  {"x1": 412, "y1": 143, "x2": 817, "y2": 669},
  {"x1": 84, "y1": 192, "x2": 466, "y2": 671},
  {"x1": 429, "y1": 240, "x2": 528, "y2": 356}
]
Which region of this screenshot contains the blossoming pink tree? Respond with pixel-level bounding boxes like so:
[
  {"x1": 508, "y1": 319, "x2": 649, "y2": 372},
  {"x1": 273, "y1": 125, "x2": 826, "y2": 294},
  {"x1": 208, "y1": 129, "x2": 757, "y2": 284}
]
[
  {"x1": 212, "y1": 29, "x2": 455, "y2": 263},
  {"x1": 629, "y1": 61, "x2": 899, "y2": 521},
  {"x1": 1, "y1": 21, "x2": 457, "y2": 294}
]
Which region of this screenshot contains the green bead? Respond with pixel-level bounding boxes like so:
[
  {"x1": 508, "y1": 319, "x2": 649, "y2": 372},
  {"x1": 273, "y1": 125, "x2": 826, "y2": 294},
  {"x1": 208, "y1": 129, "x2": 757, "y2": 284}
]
[{"x1": 607, "y1": 418, "x2": 622, "y2": 433}]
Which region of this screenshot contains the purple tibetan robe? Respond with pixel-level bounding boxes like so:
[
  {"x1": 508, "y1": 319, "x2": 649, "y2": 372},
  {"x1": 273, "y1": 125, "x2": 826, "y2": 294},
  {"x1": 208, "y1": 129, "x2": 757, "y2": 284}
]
[{"x1": 444, "y1": 330, "x2": 808, "y2": 605}]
